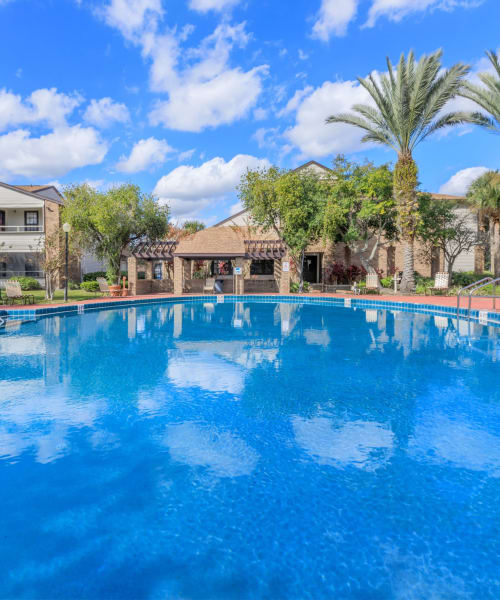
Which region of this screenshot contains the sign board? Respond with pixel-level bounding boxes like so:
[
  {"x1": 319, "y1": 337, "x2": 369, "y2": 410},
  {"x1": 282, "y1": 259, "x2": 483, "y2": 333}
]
[
  {"x1": 234, "y1": 267, "x2": 242, "y2": 275},
  {"x1": 282, "y1": 261, "x2": 290, "y2": 273}
]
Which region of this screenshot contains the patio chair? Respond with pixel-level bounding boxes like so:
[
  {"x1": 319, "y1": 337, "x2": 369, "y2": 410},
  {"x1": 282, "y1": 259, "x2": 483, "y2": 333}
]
[
  {"x1": 362, "y1": 273, "x2": 380, "y2": 294},
  {"x1": 96, "y1": 277, "x2": 110, "y2": 296},
  {"x1": 5, "y1": 281, "x2": 35, "y2": 305},
  {"x1": 428, "y1": 272, "x2": 450, "y2": 295},
  {"x1": 203, "y1": 277, "x2": 216, "y2": 294}
]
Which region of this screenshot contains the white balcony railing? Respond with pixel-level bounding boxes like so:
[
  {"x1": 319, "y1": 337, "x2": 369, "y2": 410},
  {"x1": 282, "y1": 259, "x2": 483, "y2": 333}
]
[{"x1": 0, "y1": 225, "x2": 44, "y2": 233}]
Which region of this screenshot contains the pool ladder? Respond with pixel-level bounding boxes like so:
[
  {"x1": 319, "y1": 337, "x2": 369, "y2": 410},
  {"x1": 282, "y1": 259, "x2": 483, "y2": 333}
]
[{"x1": 457, "y1": 276, "x2": 500, "y2": 319}]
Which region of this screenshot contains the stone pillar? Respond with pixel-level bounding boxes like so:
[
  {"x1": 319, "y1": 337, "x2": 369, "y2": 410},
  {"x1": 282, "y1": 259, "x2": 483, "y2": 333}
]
[
  {"x1": 174, "y1": 256, "x2": 183, "y2": 295},
  {"x1": 127, "y1": 256, "x2": 138, "y2": 296},
  {"x1": 279, "y1": 255, "x2": 290, "y2": 294}
]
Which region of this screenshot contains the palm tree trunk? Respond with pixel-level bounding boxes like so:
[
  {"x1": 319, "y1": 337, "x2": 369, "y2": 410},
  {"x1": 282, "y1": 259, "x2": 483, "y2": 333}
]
[
  {"x1": 394, "y1": 153, "x2": 419, "y2": 293},
  {"x1": 492, "y1": 218, "x2": 500, "y2": 278},
  {"x1": 401, "y1": 240, "x2": 415, "y2": 293}
]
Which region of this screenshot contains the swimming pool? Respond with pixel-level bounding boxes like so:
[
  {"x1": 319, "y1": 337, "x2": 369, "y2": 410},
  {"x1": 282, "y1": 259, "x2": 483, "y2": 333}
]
[{"x1": 1, "y1": 300, "x2": 499, "y2": 599}]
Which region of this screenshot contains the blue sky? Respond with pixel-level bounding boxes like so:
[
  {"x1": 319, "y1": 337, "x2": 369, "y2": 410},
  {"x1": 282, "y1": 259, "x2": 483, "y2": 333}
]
[{"x1": 0, "y1": 0, "x2": 498, "y2": 224}]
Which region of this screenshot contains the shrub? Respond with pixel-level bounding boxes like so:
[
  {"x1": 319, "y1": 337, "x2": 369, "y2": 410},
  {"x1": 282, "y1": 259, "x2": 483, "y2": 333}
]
[
  {"x1": 83, "y1": 271, "x2": 106, "y2": 282},
  {"x1": 9, "y1": 276, "x2": 42, "y2": 290},
  {"x1": 380, "y1": 276, "x2": 393, "y2": 289},
  {"x1": 451, "y1": 271, "x2": 492, "y2": 288},
  {"x1": 69, "y1": 281, "x2": 80, "y2": 290},
  {"x1": 324, "y1": 262, "x2": 367, "y2": 284},
  {"x1": 291, "y1": 281, "x2": 310, "y2": 293},
  {"x1": 80, "y1": 280, "x2": 100, "y2": 293}
]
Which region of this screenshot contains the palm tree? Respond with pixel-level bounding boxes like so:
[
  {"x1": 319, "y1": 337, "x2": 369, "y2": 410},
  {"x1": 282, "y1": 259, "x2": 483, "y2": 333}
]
[
  {"x1": 467, "y1": 170, "x2": 500, "y2": 277},
  {"x1": 327, "y1": 50, "x2": 488, "y2": 292},
  {"x1": 459, "y1": 50, "x2": 500, "y2": 131}
]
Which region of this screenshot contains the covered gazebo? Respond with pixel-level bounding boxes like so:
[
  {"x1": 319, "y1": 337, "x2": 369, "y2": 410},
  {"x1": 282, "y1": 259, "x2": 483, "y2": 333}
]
[{"x1": 127, "y1": 241, "x2": 178, "y2": 295}]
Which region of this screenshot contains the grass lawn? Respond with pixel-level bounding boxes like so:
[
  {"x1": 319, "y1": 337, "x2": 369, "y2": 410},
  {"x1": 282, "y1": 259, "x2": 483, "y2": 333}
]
[{"x1": 2, "y1": 289, "x2": 103, "y2": 305}]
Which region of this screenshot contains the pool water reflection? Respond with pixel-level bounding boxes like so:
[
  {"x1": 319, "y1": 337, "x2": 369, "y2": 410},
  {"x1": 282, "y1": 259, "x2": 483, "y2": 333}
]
[{"x1": 0, "y1": 302, "x2": 499, "y2": 599}]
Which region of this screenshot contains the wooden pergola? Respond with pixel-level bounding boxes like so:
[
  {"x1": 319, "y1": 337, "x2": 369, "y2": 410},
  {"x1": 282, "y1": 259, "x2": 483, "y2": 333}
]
[
  {"x1": 130, "y1": 241, "x2": 178, "y2": 260},
  {"x1": 244, "y1": 240, "x2": 287, "y2": 260}
]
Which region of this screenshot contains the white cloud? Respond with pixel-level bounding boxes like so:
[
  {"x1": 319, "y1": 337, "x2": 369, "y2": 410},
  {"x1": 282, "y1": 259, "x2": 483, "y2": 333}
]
[
  {"x1": 116, "y1": 137, "x2": 174, "y2": 173},
  {"x1": 100, "y1": 0, "x2": 163, "y2": 41},
  {"x1": 439, "y1": 166, "x2": 489, "y2": 196},
  {"x1": 0, "y1": 87, "x2": 82, "y2": 131},
  {"x1": 178, "y1": 148, "x2": 196, "y2": 162},
  {"x1": 312, "y1": 0, "x2": 358, "y2": 40},
  {"x1": 154, "y1": 154, "x2": 270, "y2": 218},
  {"x1": 253, "y1": 107, "x2": 268, "y2": 121},
  {"x1": 147, "y1": 23, "x2": 268, "y2": 132},
  {"x1": 311, "y1": 0, "x2": 482, "y2": 39},
  {"x1": 83, "y1": 97, "x2": 130, "y2": 128},
  {"x1": 0, "y1": 126, "x2": 108, "y2": 178},
  {"x1": 277, "y1": 86, "x2": 313, "y2": 118},
  {"x1": 188, "y1": 0, "x2": 240, "y2": 12},
  {"x1": 364, "y1": 0, "x2": 483, "y2": 28},
  {"x1": 285, "y1": 79, "x2": 373, "y2": 157},
  {"x1": 101, "y1": 5, "x2": 267, "y2": 133},
  {"x1": 298, "y1": 49, "x2": 309, "y2": 60}
]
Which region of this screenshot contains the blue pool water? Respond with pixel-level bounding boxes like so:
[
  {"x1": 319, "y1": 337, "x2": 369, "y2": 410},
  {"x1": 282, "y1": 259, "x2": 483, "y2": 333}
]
[{"x1": 0, "y1": 301, "x2": 499, "y2": 599}]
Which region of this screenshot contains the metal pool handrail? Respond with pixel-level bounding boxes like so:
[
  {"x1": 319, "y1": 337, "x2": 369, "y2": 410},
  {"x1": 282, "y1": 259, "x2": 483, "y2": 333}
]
[{"x1": 457, "y1": 276, "x2": 497, "y2": 319}]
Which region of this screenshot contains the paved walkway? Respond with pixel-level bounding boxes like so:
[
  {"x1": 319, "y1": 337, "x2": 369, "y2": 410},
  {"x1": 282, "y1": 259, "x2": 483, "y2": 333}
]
[{"x1": 1, "y1": 291, "x2": 498, "y2": 313}]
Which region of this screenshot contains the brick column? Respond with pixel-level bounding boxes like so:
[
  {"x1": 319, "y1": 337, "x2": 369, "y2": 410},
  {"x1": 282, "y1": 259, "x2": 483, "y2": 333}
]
[
  {"x1": 145, "y1": 260, "x2": 153, "y2": 280},
  {"x1": 127, "y1": 257, "x2": 138, "y2": 296},
  {"x1": 173, "y1": 257, "x2": 183, "y2": 295},
  {"x1": 279, "y1": 255, "x2": 290, "y2": 294}
]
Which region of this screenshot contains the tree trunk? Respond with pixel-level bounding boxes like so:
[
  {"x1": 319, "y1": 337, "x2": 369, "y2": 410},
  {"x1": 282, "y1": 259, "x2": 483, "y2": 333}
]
[
  {"x1": 492, "y1": 218, "x2": 500, "y2": 278},
  {"x1": 298, "y1": 251, "x2": 305, "y2": 293},
  {"x1": 107, "y1": 253, "x2": 122, "y2": 285},
  {"x1": 394, "y1": 153, "x2": 419, "y2": 293},
  {"x1": 400, "y1": 240, "x2": 416, "y2": 293}
]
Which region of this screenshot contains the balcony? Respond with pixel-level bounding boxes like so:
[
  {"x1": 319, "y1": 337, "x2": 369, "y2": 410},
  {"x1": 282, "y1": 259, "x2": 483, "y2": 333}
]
[{"x1": 0, "y1": 225, "x2": 44, "y2": 233}]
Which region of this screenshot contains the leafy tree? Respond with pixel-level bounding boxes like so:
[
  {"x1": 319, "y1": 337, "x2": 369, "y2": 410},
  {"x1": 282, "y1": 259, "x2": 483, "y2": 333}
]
[
  {"x1": 239, "y1": 167, "x2": 327, "y2": 291},
  {"x1": 459, "y1": 49, "x2": 500, "y2": 132},
  {"x1": 417, "y1": 195, "x2": 483, "y2": 283},
  {"x1": 183, "y1": 220, "x2": 206, "y2": 235},
  {"x1": 322, "y1": 156, "x2": 396, "y2": 279},
  {"x1": 63, "y1": 183, "x2": 170, "y2": 284},
  {"x1": 326, "y1": 50, "x2": 488, "y2": 292},
  {"x1": 467, "y1": 170, "x2": 500, "y2": 276}
]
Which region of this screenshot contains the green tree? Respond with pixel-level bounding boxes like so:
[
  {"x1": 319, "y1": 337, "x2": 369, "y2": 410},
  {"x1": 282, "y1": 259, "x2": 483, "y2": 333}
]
[
  {"x1": 183, "y1": 220, "x2": 206, "y2": 235},
  {"x1": 327, "y1": 50, "x2": 488, "y2": 292},
  {"x1": 417, "y1": 195, "x2": 483, "y2": 283},
  {"x1": 459, "y1": 50, "x2": 500, "y2": 131},
  {"x1": 323, "y1": 156, "x2": 396, "y2": 279},
  {"x1": 239, "y1": 167, "x2": 327, "y2": 291},
  {"x1": 63, "y1": 183, "x2": 170, "y2": 284},
  {"x1": 467, "y1": 170, "x2": 500, "y2": 276}
]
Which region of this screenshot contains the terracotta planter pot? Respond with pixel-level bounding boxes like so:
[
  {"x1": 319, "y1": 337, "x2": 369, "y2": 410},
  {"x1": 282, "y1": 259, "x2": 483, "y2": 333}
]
[{"x1": 109, "y1": 285, "x2": 122, "y2": 297}]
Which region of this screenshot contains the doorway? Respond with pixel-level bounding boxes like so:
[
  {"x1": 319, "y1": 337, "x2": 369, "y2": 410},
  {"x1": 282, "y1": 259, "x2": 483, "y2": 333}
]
[{"x1": 303, "y1": 255, "x2": 319, "y2": 284}]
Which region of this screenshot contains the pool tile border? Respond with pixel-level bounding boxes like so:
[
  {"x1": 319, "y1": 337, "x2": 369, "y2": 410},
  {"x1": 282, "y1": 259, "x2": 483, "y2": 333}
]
[{"x1": 1, "y1": 294, "x2": 499, "y2": 327}]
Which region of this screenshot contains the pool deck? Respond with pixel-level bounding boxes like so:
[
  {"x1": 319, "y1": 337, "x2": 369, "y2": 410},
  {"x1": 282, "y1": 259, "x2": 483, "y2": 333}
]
[{"x1": 1, "y1": 291, "x2": 498, "y2": 313}]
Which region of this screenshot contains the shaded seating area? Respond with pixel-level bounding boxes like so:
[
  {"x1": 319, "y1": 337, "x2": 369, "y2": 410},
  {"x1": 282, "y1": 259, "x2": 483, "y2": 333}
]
[{"x1": 127, "y1": 241, "x2": 177, "y2": 295}]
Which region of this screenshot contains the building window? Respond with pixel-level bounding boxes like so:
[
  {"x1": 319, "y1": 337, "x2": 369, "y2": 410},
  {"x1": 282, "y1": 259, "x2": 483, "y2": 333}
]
[
  {"x1": 24, "y1": 211, "x2": 39, "y2": 231},
  {"x1": 210, "y1": 260, "x2": 233, "y2": 276},
  {"x1": 153, "y1": 263, "x2": 163, "y2": 280},
  {"x1": 250, "y1": 259, "x2": 274, "y2": 275},
  {"x1": 0, "y1": 261, "x2": 6, "y2": 278},
  {"x1": 0, "y1": 210, "x2": 5, "y2": 231}
]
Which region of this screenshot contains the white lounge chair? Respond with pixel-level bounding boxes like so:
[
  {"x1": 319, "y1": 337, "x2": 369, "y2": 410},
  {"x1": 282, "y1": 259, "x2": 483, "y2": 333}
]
[
  {"x1": 362, "y1": 273, "x2": 380, "y2": 294},
  {"x1": 428, "y1": 272, "x2": 450, "y2": 295},
  {"x1": 96, "y1": 277, "x2": 110, "y2": 296},
  {"x1": 203, "y1": 277, "x2": 216, "y2": 294},
  {"x1": 5, "y1": 281, "x2": 35, "y2": 305}
]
